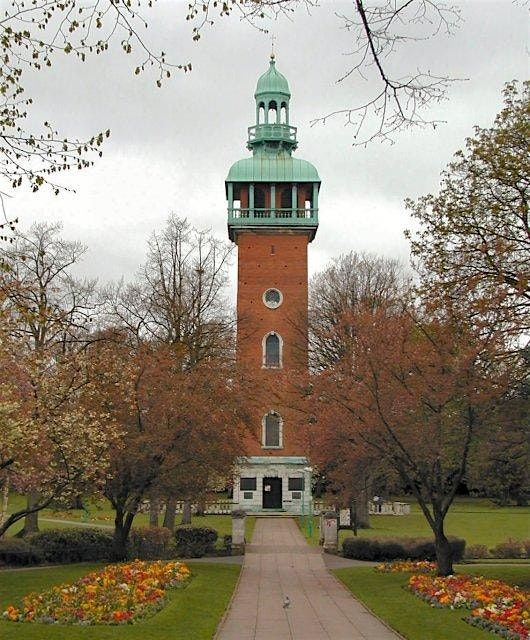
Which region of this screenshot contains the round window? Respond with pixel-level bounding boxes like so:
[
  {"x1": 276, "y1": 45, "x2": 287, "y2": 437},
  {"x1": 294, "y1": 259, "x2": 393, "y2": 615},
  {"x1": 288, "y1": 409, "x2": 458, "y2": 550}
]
[{"x1": 263, "y1": 288, "x2": 283, "y2": 309}]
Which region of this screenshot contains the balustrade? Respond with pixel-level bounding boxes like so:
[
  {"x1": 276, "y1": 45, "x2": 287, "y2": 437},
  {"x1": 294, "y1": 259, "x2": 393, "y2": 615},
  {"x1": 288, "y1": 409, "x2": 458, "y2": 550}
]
[{"x1": 229, "y1": 208, "x2": 317, "y2": 221}]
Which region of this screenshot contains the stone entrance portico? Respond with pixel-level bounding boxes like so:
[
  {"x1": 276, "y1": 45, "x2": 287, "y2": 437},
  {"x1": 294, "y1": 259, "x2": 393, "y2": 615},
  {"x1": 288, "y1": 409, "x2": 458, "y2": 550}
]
[{"x1": 233, "y1": 457, "x2": 312, "y2": 515}]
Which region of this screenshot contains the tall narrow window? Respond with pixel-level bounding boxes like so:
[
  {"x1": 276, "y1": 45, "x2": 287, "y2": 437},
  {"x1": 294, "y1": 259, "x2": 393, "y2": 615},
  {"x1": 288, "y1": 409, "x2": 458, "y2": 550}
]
[
  {"x1": 280, "y1": 187, "x2": 291, "y2": 210},
  {"x1": 263, "y1": 332, "x2": 281, "y2": 367},
  {"x1": 263, "y1": 412, "x2": 282, "y2": 448},
  {"x1": 254, "y1": 186, "x2": 265, "y2": 210}
]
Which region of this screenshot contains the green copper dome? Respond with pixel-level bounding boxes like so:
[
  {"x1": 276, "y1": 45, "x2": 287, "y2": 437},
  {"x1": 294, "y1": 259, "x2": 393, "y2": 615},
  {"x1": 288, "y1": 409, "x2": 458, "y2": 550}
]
[
  {"x1": 227, "y1": 156, "x2": 320, "y2": 183},
  {"x1": 255, "y1": 55, "x2": 290, "y2": 99}
]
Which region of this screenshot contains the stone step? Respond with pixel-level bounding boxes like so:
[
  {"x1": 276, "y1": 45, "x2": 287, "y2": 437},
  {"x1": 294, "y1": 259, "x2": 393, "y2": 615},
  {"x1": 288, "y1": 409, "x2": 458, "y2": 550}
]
[{"x1": 252, "y1": 511, "x2": 297, "y2": 518}]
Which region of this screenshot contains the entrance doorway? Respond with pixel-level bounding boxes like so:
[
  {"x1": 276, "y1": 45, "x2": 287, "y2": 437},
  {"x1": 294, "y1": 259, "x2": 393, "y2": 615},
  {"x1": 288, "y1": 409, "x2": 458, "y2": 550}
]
[{"x1": 262, "y1": 477, "x2": 282, "y2": 509}]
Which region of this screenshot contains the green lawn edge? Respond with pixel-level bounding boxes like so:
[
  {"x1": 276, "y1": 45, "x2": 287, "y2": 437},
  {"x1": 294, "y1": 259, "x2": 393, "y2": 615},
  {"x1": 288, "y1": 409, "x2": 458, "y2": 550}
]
[
  {"x1": 0, "y1": 562, "x2": 240, "y2": 640},
  {"x1": 299, "y1": 497, "x2": 530, "y2": 551},
  {"x1": 333, "y1": 564, "x2": 530, "y2": 640}
]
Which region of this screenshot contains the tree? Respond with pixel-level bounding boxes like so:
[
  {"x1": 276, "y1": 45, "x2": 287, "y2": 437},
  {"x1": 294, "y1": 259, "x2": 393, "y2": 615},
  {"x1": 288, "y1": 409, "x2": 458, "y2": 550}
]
[
  {"x1": 309, "y1": 306, "x2": 518, "y2": 575},
  {"x1": 309, "y1": 251, "x2": 409, "y2": 370},
  {"x1": 312, "y1": 0, "x2": 461, "y2": 143},
  {"x1": 0, "y1": 222, "x2": 98, "y2": 533},
  {"x1": 89, "y1": 335, "x2": 246, "y2": 559},
  {"x1": 307, "y1": 252, "x2": 409, "y2": 525},
  {"x1": 0, "y1": 0, "x2": 485, "y2": 202},
  {"x1": 406, "y1": 81, "x2": 530, "y2": 334},
  {"x1": 105, "y1": 215, "x2": 233, "y2": 360},
  {"x1": 0, "y1": 341, "x2": 118, "y2": 537},
  {"x1": 103, "y1": 215, "x2": 234, "y2": 527},
  {"x1": 467, "y1": 347, "x2": 530, "y2": 506}
]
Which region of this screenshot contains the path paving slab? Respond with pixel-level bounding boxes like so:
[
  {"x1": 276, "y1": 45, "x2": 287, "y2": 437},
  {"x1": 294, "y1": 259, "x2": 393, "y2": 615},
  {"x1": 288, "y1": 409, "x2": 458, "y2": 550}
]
[{"x1": 215, "y1": 517, "x2": 402, "y2": 640}]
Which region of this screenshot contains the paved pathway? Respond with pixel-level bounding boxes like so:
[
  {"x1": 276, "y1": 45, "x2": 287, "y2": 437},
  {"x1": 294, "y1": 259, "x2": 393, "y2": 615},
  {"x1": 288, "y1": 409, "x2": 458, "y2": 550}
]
[{"x1": 215, "y1": 518, "x2": 402, "y2": 640}]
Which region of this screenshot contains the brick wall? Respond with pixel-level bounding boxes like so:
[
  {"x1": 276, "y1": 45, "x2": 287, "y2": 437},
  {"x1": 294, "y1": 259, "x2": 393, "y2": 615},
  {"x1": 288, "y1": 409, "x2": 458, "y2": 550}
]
[
  {"x1": 237, "y1": 230, "x2": 309, "y2": 370},
  {"x1": 236, "y1": 230, "x2": 310, "y2": 456}
]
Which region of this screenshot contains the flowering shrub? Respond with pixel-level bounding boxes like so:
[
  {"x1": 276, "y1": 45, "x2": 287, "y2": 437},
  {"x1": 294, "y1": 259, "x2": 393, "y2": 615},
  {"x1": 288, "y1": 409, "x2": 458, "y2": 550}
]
[
  {"x1": 2, "y1": 559, "x2": 191, "y2": 625},
  {"x1": 375, "y1": 560, "x2": 436, "y2": 574},
  {"x1": 409, "y1": 573, "x2": 529, "y2": 640}
]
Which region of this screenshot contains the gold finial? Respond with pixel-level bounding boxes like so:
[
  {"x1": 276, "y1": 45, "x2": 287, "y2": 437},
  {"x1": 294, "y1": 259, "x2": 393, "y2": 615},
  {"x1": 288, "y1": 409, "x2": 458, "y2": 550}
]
[{"x1": 270, "y1": 33, "x2": 276, "y2": 61}]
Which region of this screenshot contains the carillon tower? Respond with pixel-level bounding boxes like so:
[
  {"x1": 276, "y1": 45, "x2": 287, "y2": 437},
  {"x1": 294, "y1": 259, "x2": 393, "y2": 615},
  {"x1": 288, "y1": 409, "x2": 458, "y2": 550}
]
[{"x1": 226, "y1": 55, "x2": 320, "y2": 513}]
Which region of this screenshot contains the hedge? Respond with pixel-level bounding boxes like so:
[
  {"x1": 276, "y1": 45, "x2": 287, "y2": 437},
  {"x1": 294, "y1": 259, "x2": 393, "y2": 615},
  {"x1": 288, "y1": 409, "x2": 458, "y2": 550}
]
[
  {"x1": 174, "y1": 526, "x2": 218, "y2": 558},
  {"x1": 342, "y1": 536, "x2": 466, "y2": 562},
  {"x1": 0, "y1": 538, "x2": 42, "y2": 566},
  {"x1": 28, "y1": 528, "x2": 113, "y2": 563}
]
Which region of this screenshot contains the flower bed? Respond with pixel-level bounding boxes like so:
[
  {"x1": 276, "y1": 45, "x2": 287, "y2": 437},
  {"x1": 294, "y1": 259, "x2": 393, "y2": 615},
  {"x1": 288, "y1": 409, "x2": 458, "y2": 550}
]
[
  {"x1": 375, "y1": 560, "x2": 436, "y2": 574},
  {"x1": 409, "y1": 573, "x2": 529, "y2": 640},
  {"x1": 3, "y1": 559, "x2": 191, "y2": 625}
]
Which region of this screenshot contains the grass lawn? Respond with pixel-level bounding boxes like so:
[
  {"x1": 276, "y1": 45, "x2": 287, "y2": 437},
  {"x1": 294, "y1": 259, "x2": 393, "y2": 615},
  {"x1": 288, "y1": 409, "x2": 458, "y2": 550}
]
[
  {"x1": 5, "y1": 494, "x2": 256, "y2": 547},
  {"x1": 301, "y1": 497, "x2": 530, "y2": 549},
  {"x1": 0, "y1": 561, "x2": 240, "y2": 640},
  {"x1": 334, "y1": 564, "x2": 530, "y2": 640}
]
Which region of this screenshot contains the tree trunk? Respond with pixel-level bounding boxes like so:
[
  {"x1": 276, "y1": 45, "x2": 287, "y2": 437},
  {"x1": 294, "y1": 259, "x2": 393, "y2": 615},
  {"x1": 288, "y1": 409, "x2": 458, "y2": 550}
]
[
  {"x1": 350, "y1": 499, "x2": 358, "y2": 536},
  {"x1": 514, "y1": 492, "x2": 528, "y2": 507},
  {"x1": 17, "y1": 492, "x2": 40, "y2": 537},
  {"x1": 0, "y1": 481, "x2": 9, "y2": 526},
  {"x1": 354, "y1": 488, "x2": 370, "y2": 528},
  {"x1": 181, "y1": 500, "x2": 192, "y2": 525},
  {"x1": 162, "y1": 498, "x2": 177, "y2": 531},
  {"x1": 149, "y1": 499, "x2": 160, "y2": 527},
  {"x1": 112, "y1": 508, "x2": 135, "y2": 560},
  {"x1": 434, "y1": 522, "x2": 453, "y2": 576},
  {"x1": 196, "y1": 498, "x2": 205, "y2": 516}
]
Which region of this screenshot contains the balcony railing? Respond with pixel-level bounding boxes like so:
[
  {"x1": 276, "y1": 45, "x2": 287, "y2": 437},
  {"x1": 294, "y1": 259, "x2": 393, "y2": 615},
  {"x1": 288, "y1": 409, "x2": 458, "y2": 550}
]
[
  {"x1": 247, "y1": 124, "x2": 297, "y2": 144},
  {"x1": 228, "y1": 207, "x2": 318, "y2": 222}
]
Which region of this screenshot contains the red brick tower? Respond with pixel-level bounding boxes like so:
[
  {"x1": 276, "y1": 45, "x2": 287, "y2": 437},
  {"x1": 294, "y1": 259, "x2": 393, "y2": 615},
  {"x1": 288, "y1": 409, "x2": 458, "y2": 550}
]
[{"x1": 226, "y1": 55, "x2": 320, "y2": 512}]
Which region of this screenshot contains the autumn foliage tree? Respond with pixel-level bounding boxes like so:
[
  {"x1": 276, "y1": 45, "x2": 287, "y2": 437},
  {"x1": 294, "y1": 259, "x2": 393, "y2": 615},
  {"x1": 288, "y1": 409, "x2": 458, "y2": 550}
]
[
  {"x1": 309, "y1": 306, "x2": 518, "y2": 575},
  {"x1": 0, "y1": 222, "x2": 105, "y2": 535},
  {"x1": 104, "y1": 215, "x2": 235, "y2": 526},
  {"x1": 466, "y1": 347, "x2": 530, "y2": 507},
  {"x1": 0, "y1": 337, "x2": 119, "y2": 537},
  {"x1": 309, "y1": 251, "x2": 409, "y2": 371},
  {"x1": 307, "y1": 252, "x2": 409, "y2": 526},
  {"x1": 406, "y1": 80, "x2": 530, "y2": 334},
  {"x1": 88, "y1": 335, "x2": 247, "y2": 559}
]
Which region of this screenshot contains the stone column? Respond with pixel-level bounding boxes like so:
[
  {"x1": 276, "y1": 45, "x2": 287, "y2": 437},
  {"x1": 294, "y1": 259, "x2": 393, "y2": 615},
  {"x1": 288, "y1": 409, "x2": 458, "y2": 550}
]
[
  {"x1": 231, "y1": 510, "x2": 246, "y2": 555},
  {"x1": 322, "y1": 511, "x2": 339, "y2": 554}
]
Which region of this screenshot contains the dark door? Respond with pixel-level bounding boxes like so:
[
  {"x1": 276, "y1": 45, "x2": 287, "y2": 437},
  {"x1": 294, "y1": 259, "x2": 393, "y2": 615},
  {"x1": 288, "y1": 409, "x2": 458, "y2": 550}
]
[{"x1": 262, "y1": 477, "x2": 282, "y2": 509}]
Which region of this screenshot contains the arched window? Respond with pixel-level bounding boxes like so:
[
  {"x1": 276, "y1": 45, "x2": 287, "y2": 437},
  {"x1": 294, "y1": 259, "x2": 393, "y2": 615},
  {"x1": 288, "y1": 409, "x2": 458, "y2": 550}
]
[
  {"x1": 280, "y1": 102, "x2": 288, "y2": 124},
  {"x1": 258, "y1": 103, "x2": 265, "y2": 124},
  {"x1": 263, "y1": 332, "x2": 282, "y2": 368},
  {"x1": 262, "y1": 412, "x2": 282, "y2": 448},
  {"x1": 268, "y1": 100, "x2": 278, "y2": 124}
]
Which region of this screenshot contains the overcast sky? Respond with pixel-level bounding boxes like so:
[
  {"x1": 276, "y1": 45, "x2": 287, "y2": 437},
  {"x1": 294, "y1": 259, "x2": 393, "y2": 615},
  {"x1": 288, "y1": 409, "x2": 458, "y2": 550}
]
[{"x1": 10, "y1": 0, "x2": 529, "y2": 292}]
